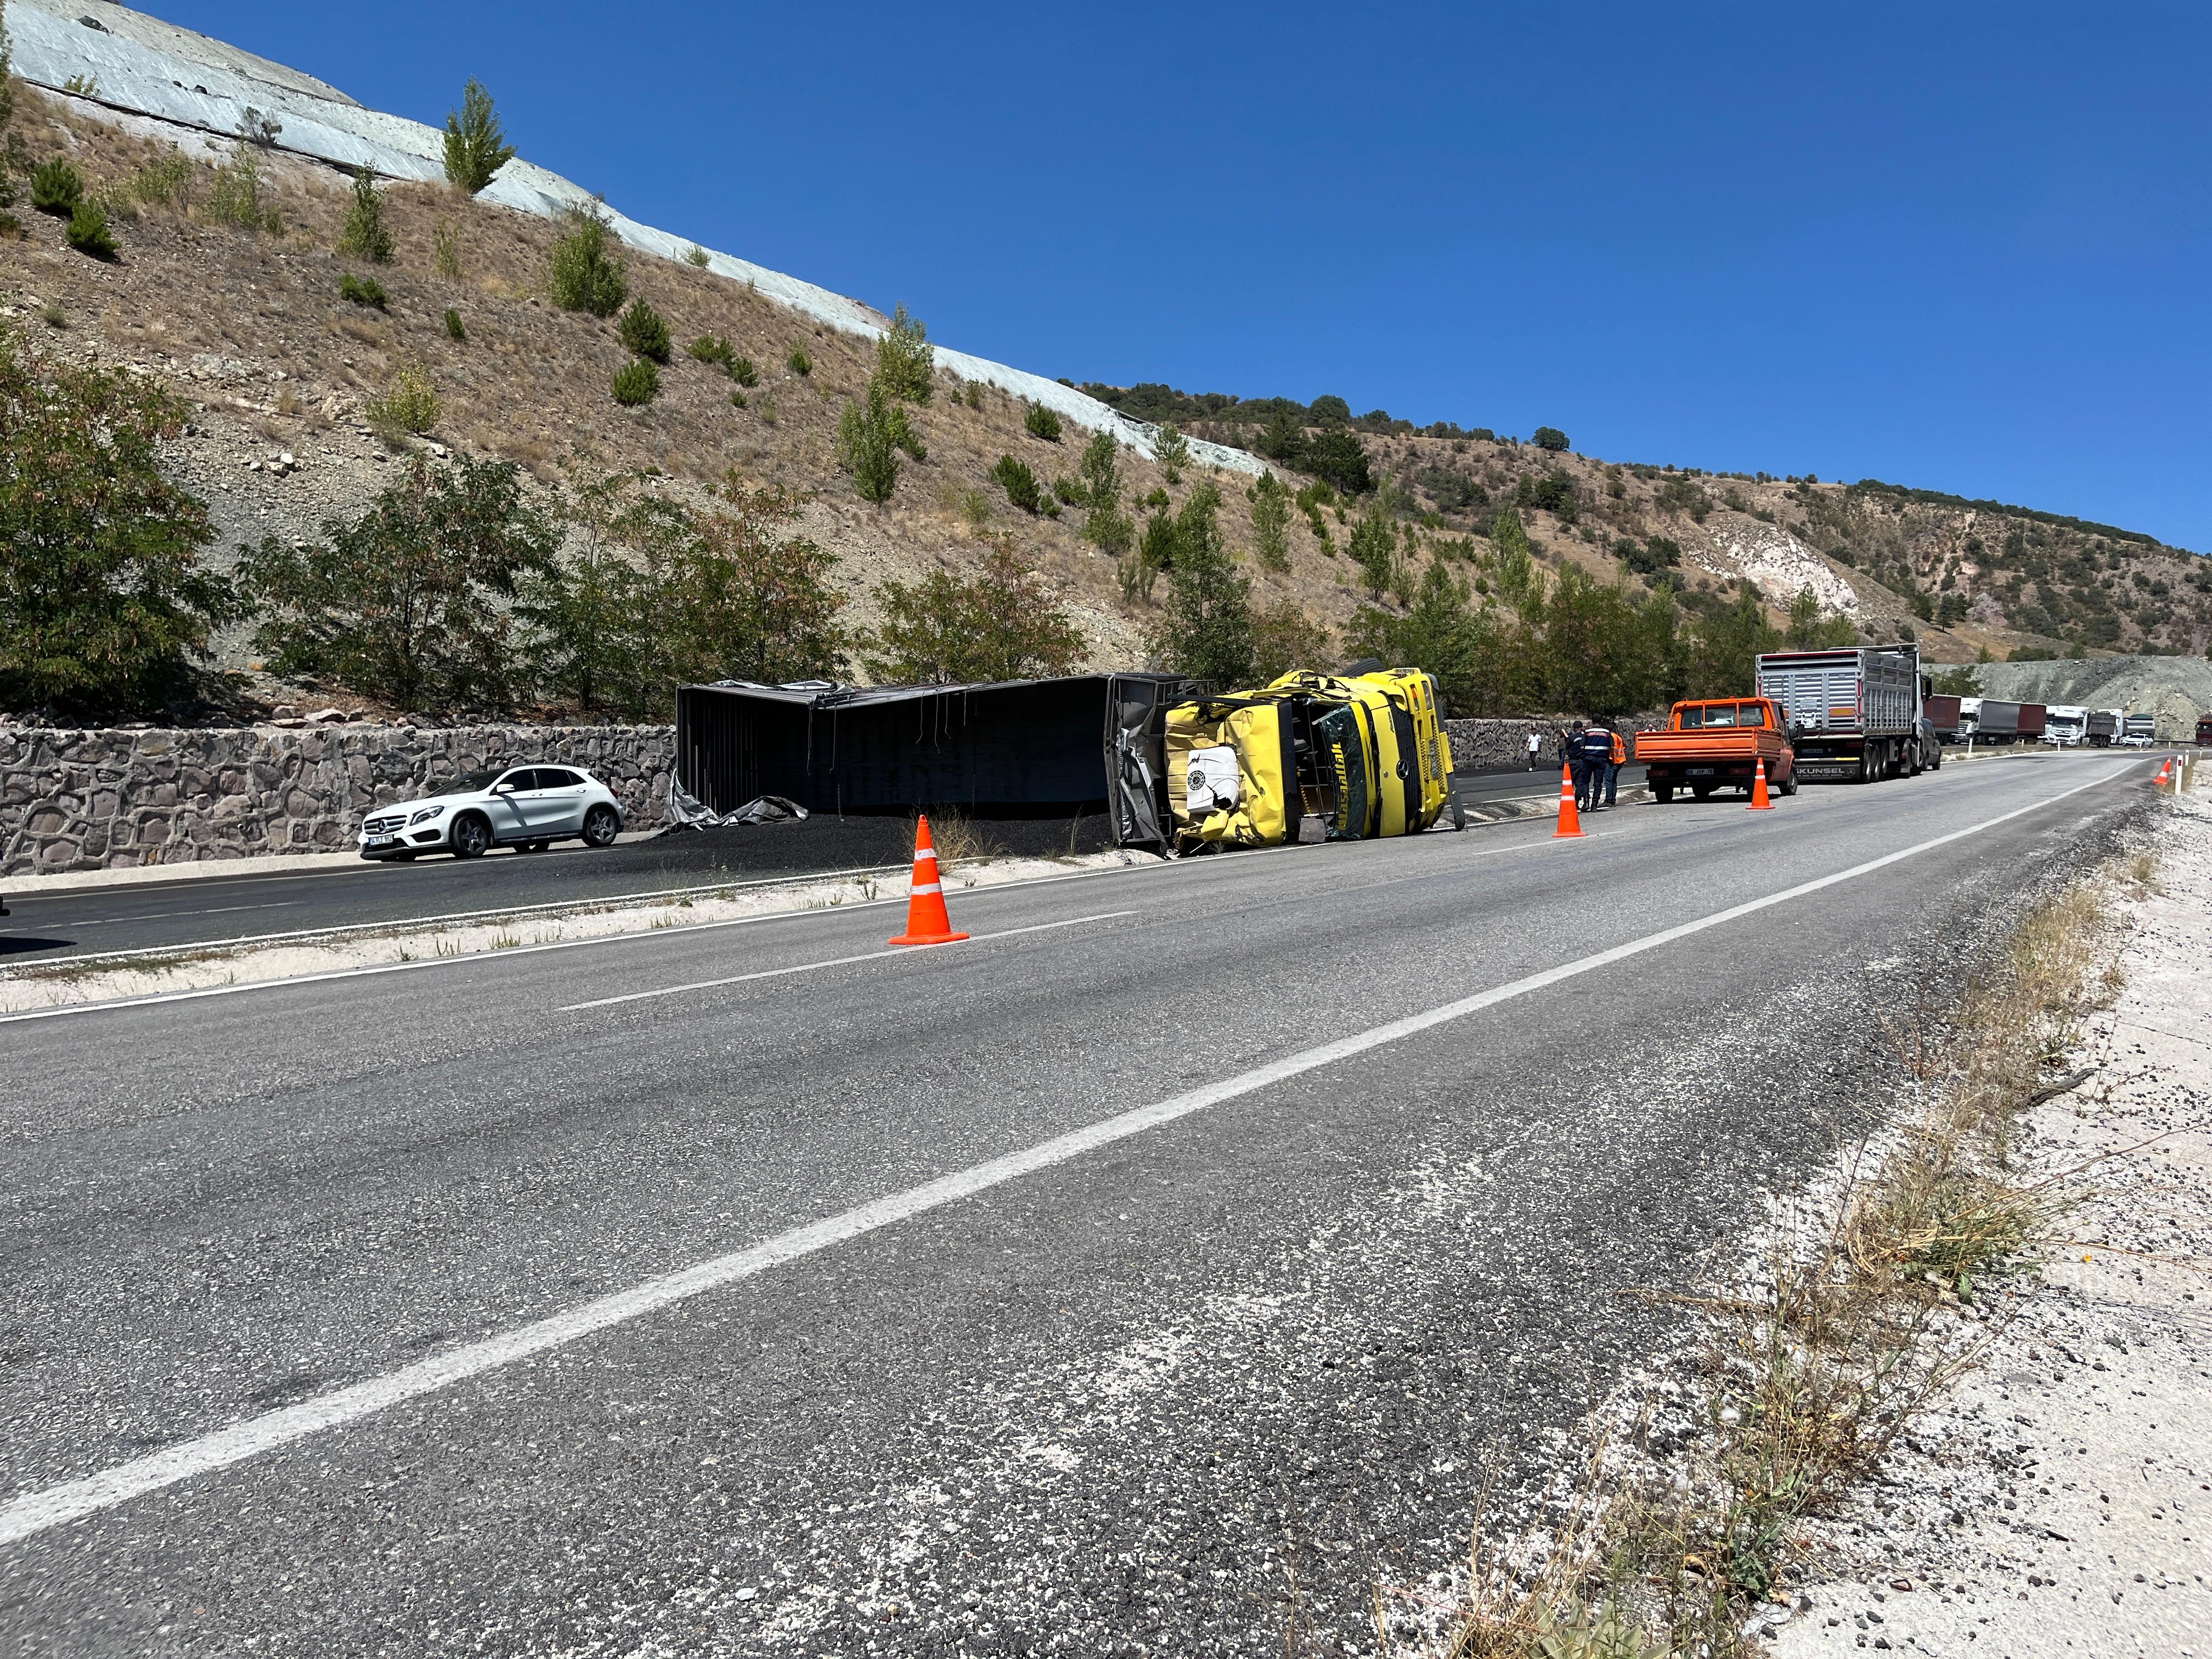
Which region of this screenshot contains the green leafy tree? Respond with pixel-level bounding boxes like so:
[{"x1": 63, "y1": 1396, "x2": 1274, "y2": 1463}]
[
  {"x1": 1248, "y1": 470, "x2": 1291, "y2": 573},
  {"x1": 617, "y1": 297, "x2": 672, "y2": 363},
  {"x1": 1347, "y1": 508, "x2": 1398, "y2": 600},
  {"x1": 1024, "y1": 402, "x2": 1062, "y2": 442},
  {"x1": 863, "y1": 544, "x2": 1084, "y2": 683},
  {"x1": 1930, "y1": 664, "x2": 1980, "y2": 696},
  {"x1": 546, "y1": 201, "x2": 628, "y2": 317},
  {"x1": 874, "y1": 302, "x2": 934, "y2": 404},
  {"x1": 516, "y1": 467, "x2": 691, "y2": 719},
  {"x1": 1308, "y1": 394, "x2": 1352, "y2": 426},
  {"x1": 1686, "y1": 589, "x2": 1780, "y2": 697},
  {"x1": 442, "y1": 78, "x2": 516, "y2": 193},
  {"x1": 1147, "y1": 485, "x2": 1254, "y2": 687},
  {"x1": 1249, "y1": 600, "x2": 1333, "y2": 682},
  {"x1": 1487, "y1": 507, "x2": 1542, "y2": 612},
  {"x1": 237, "y1": 456, "x2": 557, "y2": 712},
  {"x1": 1532, "y1": 425, "x2": 1570, "y2": 452},
  {"x1": 337, "y1": 168, "x2": 392, "y2": 262},
  {"x1": 837, "y1": 380, "x2": 924, "y2": 502},
  {"x1": 1256, "y1": 407, "x2": 1307, "y2": 466},
  {"x1": 1154, "y1": 422, "x2": 1190, "y2": 484},
  {"x1": 1304, "y1": 427, "x2": 1373, "y2": 495},
  {"x1": 1784, "y1": 584, "x2": 1857, "y2": 648},
  {"x1": 1077, "y1": 430, "x2": 1134, "y2": 554},
  {"x1": 1346, "y1": 556, "x2": 1488, "y2": 713},
  {"x1": 661, "y1": 479, "x2": 849, "y2": 684},
  {"x1": 1, "y1": 331, "x2": 233, "y2": 714}
]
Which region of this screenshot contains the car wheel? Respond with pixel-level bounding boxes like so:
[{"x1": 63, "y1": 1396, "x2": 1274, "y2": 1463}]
[
  {"x1": 582, "y1": 804, "x2": 620, "y2": 848},
  {"x1": 450, "y1": 813, "x2": 492, "y2": 859},
  {"x1": 1781, "y1": 775, "x2": 1798, "y2": 797}
]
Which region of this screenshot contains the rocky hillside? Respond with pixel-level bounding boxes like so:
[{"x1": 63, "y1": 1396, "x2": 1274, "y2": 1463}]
[{"x1": 2, "y1": 0, "x2": 2204, "y2": 726}]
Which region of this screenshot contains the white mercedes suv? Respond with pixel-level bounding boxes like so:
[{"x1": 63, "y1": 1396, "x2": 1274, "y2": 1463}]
[{"x1": 358, "y1": 765, "x2": 626, "y2": 861}]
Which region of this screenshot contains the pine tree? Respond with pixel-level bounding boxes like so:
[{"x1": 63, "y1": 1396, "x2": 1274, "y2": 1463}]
[
  {"x1": 443, "y1": 79, "x2": 516, "y2": 193},
  {"x1": 336, "y1": 169, "x2": 393, "y2": 263}
]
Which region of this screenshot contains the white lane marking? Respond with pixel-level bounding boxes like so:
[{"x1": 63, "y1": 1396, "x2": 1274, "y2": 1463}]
[
  {"x1": 558, "y1": 913, "x2": 1135, "y2": 1012},
  {"x1": 0, "y1": 763, "x2": 2124, "y2": 1548},
  {"x1": 68, "y1": 901, "x2": 301, "y2": 928}
]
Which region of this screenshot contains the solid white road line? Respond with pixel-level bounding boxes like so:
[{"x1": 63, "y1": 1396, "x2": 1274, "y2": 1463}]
[
  {"x1": 558, "y1": 913, "x2": 1136, "y2": 1011},
  {"x1": 0, "y1": 762, "x2": 2125, "y2": 1549}
]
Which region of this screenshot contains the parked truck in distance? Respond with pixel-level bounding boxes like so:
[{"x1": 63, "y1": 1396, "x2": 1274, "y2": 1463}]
[
  {"x1": 2043, "y1": 705, "x2": 2088, "y2": 746},
  {"x1": 1923, "y1": 693, "x2": 1963, "y2": 744},
  {"x1": 2086, "y1": 708, "x2": 2123, "y2": 747},
  {"x1": 1977, "y1": 699, "x2": 2023, "y2": 744},
  {"x1": 2196, "y1": 715, "x2": 2212, "y2": 747},
  {"x1": 1636, "y1": 697, "x2": 1796, "y2": 803},
  {"x1": 1754, "y1": 646, "x2": 1938, "y2": 782}
]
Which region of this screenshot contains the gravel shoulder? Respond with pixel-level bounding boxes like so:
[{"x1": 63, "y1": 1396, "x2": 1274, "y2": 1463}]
[{"x1": 1773, "y1": 789, "x2": 2212, "y2": 1658}]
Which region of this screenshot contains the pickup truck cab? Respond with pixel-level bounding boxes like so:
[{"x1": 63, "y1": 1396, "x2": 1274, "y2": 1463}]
[{"x1": 1637, "y1": 697, "x2": 1796, "y2": 803}]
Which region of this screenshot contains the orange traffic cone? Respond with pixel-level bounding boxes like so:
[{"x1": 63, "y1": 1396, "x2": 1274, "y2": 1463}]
[
  {"x1": 1551, "y1": 763, "x2": 1585, "y2": 839},
  {"x1": 890, "y1": 814, "x2": 969, "y2": 946},
  {"x1": 2155, "y1": 759, "x2": 2173, "y2": 789},
  {"x1": 1747, "y1": 757, "x2": 1775, "y2": 811}
]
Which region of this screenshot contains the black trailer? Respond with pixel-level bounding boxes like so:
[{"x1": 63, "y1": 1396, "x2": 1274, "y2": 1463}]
[{"x1": 673, "y1": 674, "x2": 1193, "y2": 849}]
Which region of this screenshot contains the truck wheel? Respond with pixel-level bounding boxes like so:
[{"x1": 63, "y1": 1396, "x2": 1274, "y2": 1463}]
[
  {"x1": 1691, "y1": 783, "x2": 1712, "y2": 802},
  {"x1": 1654, "y1": 785, "x2": 1673, "y2": 803},
  {"x1": 1780, "y1": 774, "x2": 1797, "y2": 797}
]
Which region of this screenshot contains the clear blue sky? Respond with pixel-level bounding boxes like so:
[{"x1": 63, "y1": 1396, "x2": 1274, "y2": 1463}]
[{"x1": 153, "y1": 2, "x2": 2212, "y2": 550}]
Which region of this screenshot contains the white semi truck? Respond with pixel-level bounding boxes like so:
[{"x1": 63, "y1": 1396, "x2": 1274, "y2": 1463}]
[{"x1": 2043, "y1": 705, "x2": 2089, "y2": 746}]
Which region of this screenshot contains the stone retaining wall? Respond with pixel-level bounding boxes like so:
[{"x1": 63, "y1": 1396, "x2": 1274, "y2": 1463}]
[
  {"x1": 0, "y1": 725, "x2": 675, "y2": 876},
  {"x1": 1444, "y1": 718, "x2": 1581, "y2": 774}
]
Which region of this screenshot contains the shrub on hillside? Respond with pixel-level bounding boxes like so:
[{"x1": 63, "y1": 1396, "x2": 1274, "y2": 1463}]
[
  {"x1": 64, "y1": 201, "x2": 115, "y2": 259},
  {"x1": 204, "y1": 143, "x2": 282, "y2": 233},
  {"x1": 1532, "y1": 426, "x2": 1570, "y2": 452},
  {"x1": 617, "y1": 298, "x2": 672, "y2": 364},
  {"x1": 874, "y1": 303, "x2": 933, "y2": 404},
  {"x1": 547, "y1": 202, "x2": 628, "y2": 317},
  {"x1": 688, "y1": 334, "x2": 736, "y2": 374},
  {"x1": 444, "y1": 307, "x2": 467, "y2": 341},
  {"x1": 1024, "y1": 402, "x2": 1063, "y2": 442},
  {"x1": 862, "y1": 545, "x2": 1084, "y2": 684},
  {"x1": 1, "y1": 332, "x2": 234, "y2": 715},
  {"x1": 1256, "y1": 407, "x2": 1306, "y2": 466},
  {"x1": 611, "y1": 358, "x2": 660, "y2": 407},
  {"x1": 30, "y1": 157, "x2": 82, "y2": 216},
  {"x1": 787, "y1": 345, "x2": 812, "y2": 376},
  {"x1": 433, "y1": 218, "x2": 461, "y2": 279},
  {"x1": 683, "y1": 242, "x2": 710, "y2": 268},
  {"x1": 731, "y1": 355, "x2": 759, "y2": 388},
  {"x1": 1248, "y1": 470, "x2": 1291, "y2": 573},
  {"x1": 837, "y1": 381, "x2": 922, "y2": 502},
  {"x1": 365, "y1": 364, "x2": 441, "y2": 439},
  {"x1": 1154, "y1": 422, "x2": 1190, "y2": 484},
  {"x1": 442, "y1": 79, "x2": 516, "y2": 194},
  {"x1": 131, "y1": 149, "x2": 192, "y2": 212},
  {"x1": 991, "y1": 454, "x2": 1044, "y2": 514},
  {"x1": 340, "y1": 272, "x2": 388, "y2": 309},
  {"x1": 336, "y1": 168, "x2": 393, "y2": 263}
]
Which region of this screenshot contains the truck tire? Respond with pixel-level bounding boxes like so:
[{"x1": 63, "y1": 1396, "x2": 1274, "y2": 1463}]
[
  {"x1": 1780, "y1": 773, "x2": 1798, "y2": 797},
  {"x1": 1691, "y1": 783, "x2": 1712, "y2": 802},
  {"x1": 1654, "y1": 785, "x2": 1673, "y2": 803}
]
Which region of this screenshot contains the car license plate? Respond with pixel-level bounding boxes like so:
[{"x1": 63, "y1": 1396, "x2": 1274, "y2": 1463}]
[
  {"x1": 367, "y1": 834, "x2": 397, "y2": 847},
  {"x1": 1688, "y1": 767, "x2": 1715, "y2": 776}
]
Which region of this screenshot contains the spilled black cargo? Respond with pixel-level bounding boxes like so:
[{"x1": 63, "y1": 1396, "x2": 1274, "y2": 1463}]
[{"x1": 674, "y1": 675, "x2": 1192, "y2": 850}]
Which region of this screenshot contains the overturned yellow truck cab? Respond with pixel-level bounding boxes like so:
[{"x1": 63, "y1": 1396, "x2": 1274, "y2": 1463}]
[{"x1": 1164, "y1": 667, "x2": 1455, "y2": 851}]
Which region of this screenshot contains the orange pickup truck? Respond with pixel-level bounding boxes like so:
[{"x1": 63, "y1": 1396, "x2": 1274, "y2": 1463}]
[{"x1": 1637, "y1": 697, "x2": 1796, "y2": 803}]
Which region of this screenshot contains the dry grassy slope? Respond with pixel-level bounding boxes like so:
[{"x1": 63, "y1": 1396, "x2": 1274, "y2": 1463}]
[
  {"x1": 3, "y1": 85, "x2": 1387, "y2": 706},
  {"x1": 9, "y1": 81, "x2": 2205, "y2": 720}
]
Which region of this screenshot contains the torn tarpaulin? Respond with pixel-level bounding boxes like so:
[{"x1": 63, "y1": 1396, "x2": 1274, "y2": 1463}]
[{"x1": 658, "y1": 781, "x2": 808, "y2": 833}]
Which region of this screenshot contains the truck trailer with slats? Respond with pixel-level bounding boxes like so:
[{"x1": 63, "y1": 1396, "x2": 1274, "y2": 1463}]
[{"x1": 1753, "y1": 647, "x2": 1938, "y2": 782}]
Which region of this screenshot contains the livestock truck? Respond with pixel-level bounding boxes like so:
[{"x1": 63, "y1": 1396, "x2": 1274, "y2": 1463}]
[
  {"x1": 1754, "y1": 646, "x2": 1937, "y2": 782},
  {"x1": 2042, "y1": 705, "x2": 2088, "y2": 746},
  {"x1": 2086, "y1": 709, "x2": 2123, "y2": 747}
]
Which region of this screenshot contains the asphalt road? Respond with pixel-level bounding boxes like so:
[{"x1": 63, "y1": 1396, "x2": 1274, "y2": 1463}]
[
  {"x1": 1, "y1": 778, "x2": 1587, "y2": 966},
  {"x1": 0, "y1": 751, "x2": 2152, "y2": 1655}
]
